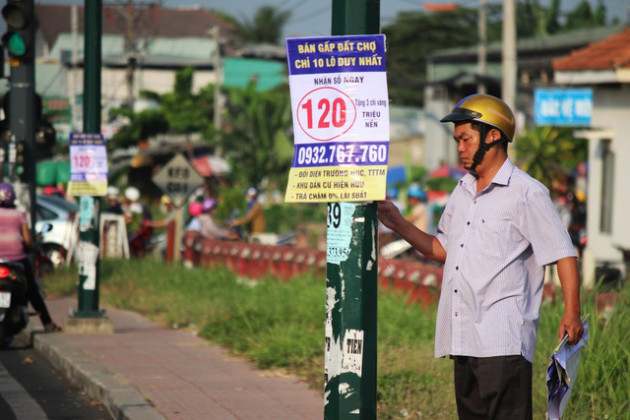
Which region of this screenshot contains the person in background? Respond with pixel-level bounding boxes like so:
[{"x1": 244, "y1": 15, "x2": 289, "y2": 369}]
[
  {"x1": 183, "y1": 201, "x2": 203, "y2": 269},
  {"x1": 185, "y1": 201, "x2": 203, "y2": 234},
  {"x1": 0, "y1": 183, "x2": 62, "y2": 332},
  {"x1": 104, "y1": 186, "x2": 123, "y2": 214},
  {"x1": 229, "y1": 187, "x2": 266, "y2": 237},
  {"x1": 198, "y1": 198, "x2": 233, "y2": 241},
  {"x1": 146, "y1": 195, "x2": 176, "y2": 230},
  {"x1": 378, "y1": 188, "x2": 403, "y2": 250},
  {"x1": 406, "y1": 185, "x2": 429, "y2": 232},
  {"x1": 122, "y1": 187, "x2": 153, "y2": 257},
  {"x1": 378, "y1": 94, "x2": 583, "y2": 419}
]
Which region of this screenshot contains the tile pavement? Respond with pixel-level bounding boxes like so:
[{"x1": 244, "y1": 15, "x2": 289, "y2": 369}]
[{"x1": 23, "y1": 297, "x2": 323, "y2": 420}]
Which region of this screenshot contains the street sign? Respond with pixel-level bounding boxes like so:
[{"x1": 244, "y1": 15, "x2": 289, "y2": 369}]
[
  {"x1": 534, "y1": 88, "x2": 593, "y2": 126},
  {"x1": 152, "y1": 153, "x2": 204, "y2": 207}
]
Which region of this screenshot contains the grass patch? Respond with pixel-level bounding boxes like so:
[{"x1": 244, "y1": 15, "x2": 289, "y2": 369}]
[{"x1": 47, "y1": 259, "x2": 629, "y2": 418}]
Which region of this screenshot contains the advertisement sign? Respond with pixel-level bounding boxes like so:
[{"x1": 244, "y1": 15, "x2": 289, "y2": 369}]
[
  {"x1": 534, "y1": 88, "x2": 593, "y2": 126},
  {"x1": 285, "y1": 34, "x2": 389, "y2": 203},
  {"x1": 66, "y1": 133, "x2": 108, "y2": 196}
]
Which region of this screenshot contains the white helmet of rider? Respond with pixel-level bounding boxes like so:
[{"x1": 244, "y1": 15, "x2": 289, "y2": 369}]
[
  {"x1": 124, "y1": 186, "x2": 140, "y2": 202},
  {"x1": 106, "y1": 186, "x2": 120, "y2": 199}
]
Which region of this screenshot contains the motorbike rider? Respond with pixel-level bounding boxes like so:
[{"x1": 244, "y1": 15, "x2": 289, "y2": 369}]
[
  {"x1": 198, "y1": 198, "x2": 234, "y2": 240},
  {"x1": 122, "y1": 186, "x2": 153, "y2": 257},
  {"x1": 406, "y1": 185, "x2": 429, "y2": 232},
  {"x1": 0, "y1": 183, "x2": 62, "y2": 332},
  {"x1": 228, "y1": 187, "x2": 266, "y2": 238}
]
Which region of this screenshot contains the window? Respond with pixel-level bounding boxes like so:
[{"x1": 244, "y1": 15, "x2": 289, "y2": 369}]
[
  {"x1": 36, "y1": 204, "x2": 56, "y2": 221},
  {"x1": 599, "y1": 140, "x2": 614, "y2": 234}
]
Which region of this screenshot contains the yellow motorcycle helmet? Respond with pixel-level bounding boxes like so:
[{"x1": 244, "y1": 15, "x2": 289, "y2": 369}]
[{"x1": 440, "y1": 94, "x2": 515, "y2": 142}]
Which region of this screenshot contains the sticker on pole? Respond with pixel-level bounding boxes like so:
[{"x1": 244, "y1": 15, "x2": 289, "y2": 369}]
[
  {"x1": 67, "y1": 133, "x2": 108, "y2": 196},
  {"x1": 284, "y1": 34, "x2": 390, "y2": 203}
]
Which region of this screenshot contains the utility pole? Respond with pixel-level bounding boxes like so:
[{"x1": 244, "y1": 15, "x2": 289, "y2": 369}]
[
  {"x1": 66, "y1": 0, "x2": 113, "y2": 334},
  {"x1": 211, "y1": 26, "x2": 223, "y2": 156},
  {"x1": 502, "y1": 0, "x2": 516, "y2": 111},
  {"x1": 326, "y1": 2, "x2": 380, "y2": 418},
  {"x1": 104, "y1": 0, "x2": 160, "y2": 109},
  {"x1": 69, "y1": 5, "x2": 79, "y2": 131},
  {"x1": 478, "y1": 0, "x2": 487, "y2": 94}
]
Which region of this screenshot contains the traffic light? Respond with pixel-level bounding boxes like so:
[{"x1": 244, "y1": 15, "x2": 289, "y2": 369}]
[{"x1": 1, "y1": 0, "x2": 35, "y2": 61}]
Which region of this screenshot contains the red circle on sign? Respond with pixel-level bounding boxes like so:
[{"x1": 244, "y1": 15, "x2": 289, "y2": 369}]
[{"x1": 296, "y1": 87, "x2": 357, "y2": 142}]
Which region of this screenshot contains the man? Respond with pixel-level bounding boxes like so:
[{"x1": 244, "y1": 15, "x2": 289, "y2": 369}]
[
  {"x1": 198, "y1": 198, "x2": 233, "y2": 240},
  {"x1": 406, "y1": 185, "x2": 429, "y2": 232},
  {"x1": 229, "y1": 187, "x2": 266, "y2": 236},
  {"x1": 378, "y1": 94, "x2": 583, "y2": 419},
  {"x1": 104, "y1": 186, "x2": 123, "y2": 214},
  {"x1": 121, "y1": 187, "x2": 153, "y2": 257}
]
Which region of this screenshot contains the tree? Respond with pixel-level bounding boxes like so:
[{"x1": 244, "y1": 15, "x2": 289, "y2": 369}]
[
  {"x1": 513, "y1": 126, "x2": 587, "y2": 190},
  {"x1": 383, "y1": 6, "x2": 503, "y2": 106},
  {"x1": 231, "y1": 6, "x2": 291, "y2": 45},
  {"x1": 158, "y1": 67, "x2": 215, "y2": 135},
  {"x1": 108, "y1": 67, "x2": 215, "y2": 150},
  {"x1": 383, "y1": 1, "x2": 613, "y2": 106},
  {"x1": 220, "y1": 81, "x2": 293, "y2": 188},
  {"x1": 564, "y1": 0, "x2": 607, "y2": 30},
  {"x1": 516, "y1": 0, "x2": 562, "y2": 38},
  {"x1": 108, "y1": 107, "x2": 169, "y2": 150}
]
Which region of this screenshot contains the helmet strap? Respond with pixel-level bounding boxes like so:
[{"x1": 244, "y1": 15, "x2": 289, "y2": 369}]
[{"x1": 467, "y1": 125, "x2": 505, "y2": 175}]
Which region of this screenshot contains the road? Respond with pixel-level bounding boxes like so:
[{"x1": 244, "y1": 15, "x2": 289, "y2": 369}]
[{"x1": 0, "y1": 331, "x2": 112, "y2": 420}]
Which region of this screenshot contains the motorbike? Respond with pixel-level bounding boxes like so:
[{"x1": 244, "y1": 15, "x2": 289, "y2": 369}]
[
  {"x1": 0, "y1": 224, "x2": 53, "y2": 348},
  {"x1": 35, "y1": 228, "x2": 56, "y2": 279},
  {"x1": 0, "y1": 259, "x2": 29, "y2": 348}
]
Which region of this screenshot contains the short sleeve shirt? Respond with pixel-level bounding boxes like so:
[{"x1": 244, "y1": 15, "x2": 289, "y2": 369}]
[
  {"x1": 0, "y1": 207, "x2": 27, "y2": 261},
  {"x1": 434, "y1": 158, "x2": 576, "y2": 362}
]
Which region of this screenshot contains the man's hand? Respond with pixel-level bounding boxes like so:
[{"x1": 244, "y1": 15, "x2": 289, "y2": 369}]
[
  {"x1": 559, "y1": 311, "x2": 584, "y2": 345},
  {"x1": 556, "y1": 257, "x2": 584, "y2": 345},
  {"x1": 377, "y1": 200, "x2": 447, "y2": 263},
  {"x1": 377, "y1": 200, "x2": 404, "y2": 231}
]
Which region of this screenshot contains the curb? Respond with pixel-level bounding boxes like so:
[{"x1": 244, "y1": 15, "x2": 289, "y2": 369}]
[{"x1": 20, "y1": 326, "x2": 167, "y2": 420}]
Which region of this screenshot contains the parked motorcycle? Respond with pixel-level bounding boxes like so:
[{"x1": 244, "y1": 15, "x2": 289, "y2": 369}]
[
  {"x1": 35, "y1": 227, "x2": 56, "y2": 279},
  {"x1": 0, "y1": 260, "x2": 29, "y2": 348}
]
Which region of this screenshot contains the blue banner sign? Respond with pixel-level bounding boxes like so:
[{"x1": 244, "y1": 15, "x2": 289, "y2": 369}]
[{"x1": 534, "y1": 88, "x2": 593, "y2": 126}]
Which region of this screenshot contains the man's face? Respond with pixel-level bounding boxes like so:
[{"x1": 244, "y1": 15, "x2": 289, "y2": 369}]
[{"x1": 453, "y1": 122, "x2": 480, "y2": 170}]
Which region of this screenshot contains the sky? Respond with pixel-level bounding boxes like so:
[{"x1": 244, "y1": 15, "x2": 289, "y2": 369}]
[{"x1": 33, "y1": 0, "x2": 630, "y2": 40}]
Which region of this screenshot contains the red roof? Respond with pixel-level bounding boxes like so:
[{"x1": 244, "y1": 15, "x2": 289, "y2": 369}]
[
  {"x1": 36, "y1": 5, "x2": 236, "y2": 49},
  {"x1": 553, "y1": 27, "x2": 630, "y2": 71}
]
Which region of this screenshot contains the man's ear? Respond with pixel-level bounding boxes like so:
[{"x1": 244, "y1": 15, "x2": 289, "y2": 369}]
[{"x1": 487, "y1": 128, "x2": 501, "y2": 143}]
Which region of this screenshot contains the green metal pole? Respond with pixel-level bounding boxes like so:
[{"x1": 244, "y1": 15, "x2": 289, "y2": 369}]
[
  {"x1": 5, "y1": 0, "x2": 37, "y2": 276},
  {"x1": 75, "y1": 0, "x2": 103, "y2": 317},
  {"x1": 7, "y1": 39, "x2": 36, "y2": 238},
  {"x1": 325, "y1": 1, "x2": 380, "y2": 418}
]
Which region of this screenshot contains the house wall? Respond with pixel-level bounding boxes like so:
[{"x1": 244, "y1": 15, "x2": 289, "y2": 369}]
[
  {"x1": 423, "y1": 84, "x2": 458, "y2": 169},
  {"x1": 64, "y1": 67, "x2": 218, "y2": 130},
  {"x1": 581, "y1": 85, "x2": 630, "y2": 287}
]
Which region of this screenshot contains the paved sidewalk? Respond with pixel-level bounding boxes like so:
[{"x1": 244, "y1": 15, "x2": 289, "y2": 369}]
[{"x1": 22, "y1": 297, "x2": 323, "y2": 420}]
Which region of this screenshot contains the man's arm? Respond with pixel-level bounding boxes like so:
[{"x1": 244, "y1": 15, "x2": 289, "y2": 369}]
[
  {"x1": 21, "y1": 222, "x2": 34, "y2": 252},
  {"x1": 378, "y1": 200, "x2": 446, "y2": 263},
  {"x1": 556, "y1": 256, "x2": 584, "y2": 345},
  {"x1": 230, "y1": 203, "x2": 260, "y2": 227}
]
